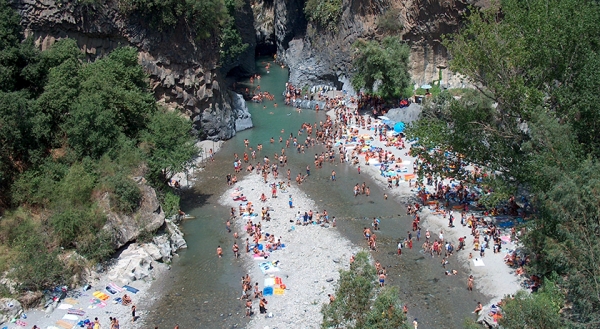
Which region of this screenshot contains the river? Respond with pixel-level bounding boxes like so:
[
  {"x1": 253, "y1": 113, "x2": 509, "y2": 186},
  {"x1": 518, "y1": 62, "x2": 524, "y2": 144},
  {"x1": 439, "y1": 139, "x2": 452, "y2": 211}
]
[{"x1": 144, "y1": 57, "x2": 487, "y2": 329}]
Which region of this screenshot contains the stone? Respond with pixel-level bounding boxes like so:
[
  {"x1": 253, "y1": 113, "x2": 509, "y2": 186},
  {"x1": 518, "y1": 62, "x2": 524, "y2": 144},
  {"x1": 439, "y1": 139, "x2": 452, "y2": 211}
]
[
  {"x1": 100, "y1": 182, "x2": 166, "y2": 249},
  {"x1": 0, "y1": 298, "x2": 22, "y2": 325},
  {"x1": 231, "y1": 91, "x2": 253, "y2": 132}
]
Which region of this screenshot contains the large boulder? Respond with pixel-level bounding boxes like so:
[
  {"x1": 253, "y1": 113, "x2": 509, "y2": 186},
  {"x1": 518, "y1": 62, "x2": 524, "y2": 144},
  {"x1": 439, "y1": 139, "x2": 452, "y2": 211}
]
[
  {"x1": 231, "y1": 91, "x2": 253, "y2": 132},
  {"x1": 166, "y1": 219, "x2": 187, "y2": 251},
  {"x1": 100, "y1": 181, "x2": 165, "y2": 249},
  {"x1": 0, "y1": 298, "x2": 22, "y2": 325},
  {"x1": 106, "y1": 244, "x2": 155, "y2": 283}
]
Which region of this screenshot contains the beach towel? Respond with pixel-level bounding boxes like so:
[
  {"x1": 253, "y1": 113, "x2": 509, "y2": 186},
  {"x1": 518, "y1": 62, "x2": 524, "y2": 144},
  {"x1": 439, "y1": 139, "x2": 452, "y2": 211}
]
[
  {"x1": 108, "y1": 283, "x2": 124, "y2": 293},
  {"x1": 15, "y1": 320, "x2": 26, "y2": 327},
  {"x1": 46, "y1": 326, "x2": 60, "y2": 329},
  {"x1": 57, "y1": 303, "x2": 73, "y2": 310},
  {"x1": 63, "y1": 298, "x2": 78, "y2": 305},
  {"x1": 92, "y1": 291, "x2": 109, "y2": 301},
  {"x1": 473, "y1": 258, "x2": 485, "y2": 267},
  {"x1": 55, "y1": 320, "x2": 74, "y2": 329},
  {"x1": 106, "y1": 286, "x2": 118, "y2": 295},
  {"x1": 263, "y1": 287, "x2": 273, "y2": 296},
  {"x1": 264, "y1": 278, "x2": 275, "y2": 287},
  {"x1": 123, "y1": 285, "x2": 139, "y2": 294},
  {"x1": 258, "y1": 262, "x2": 280, "y2": 274},
  {"x1": 62, "y1": 314, "x2": 79, "y2": 321},
  {"x1": 67, "y1": 308, "x2": 85, "y2": 316},
  {"x1": 274, "y1": 288, "x2": 285, "y2": 295}
]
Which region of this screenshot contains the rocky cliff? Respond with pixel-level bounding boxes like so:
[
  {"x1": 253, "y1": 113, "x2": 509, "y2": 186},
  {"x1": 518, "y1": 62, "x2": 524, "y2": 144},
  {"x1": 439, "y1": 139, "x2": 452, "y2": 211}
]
[
  {"x1": 253, "y1": 0, "x2": 475, "y2": 91},
  {"x1": 10, "y1": 0, "x2": 253, "y2": 140}
]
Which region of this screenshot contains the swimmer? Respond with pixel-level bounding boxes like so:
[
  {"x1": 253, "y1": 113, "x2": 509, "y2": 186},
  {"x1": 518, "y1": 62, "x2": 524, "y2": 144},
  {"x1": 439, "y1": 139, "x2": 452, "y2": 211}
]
[
  {"x1": 217, "y1": 245, "x2": 223, "y2": 258},
  {"x1": 384, "y1": 193, "x2": 388, "y2": 200}
]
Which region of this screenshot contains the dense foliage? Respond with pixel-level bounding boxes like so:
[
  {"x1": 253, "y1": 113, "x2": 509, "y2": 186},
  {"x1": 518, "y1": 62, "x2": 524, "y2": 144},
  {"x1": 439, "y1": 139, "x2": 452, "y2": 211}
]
[
  {"x1": 321, "y1": 251, "x2": 408, "y2": 328},
  {"x1": 304, "y1": 0, "x2": 343, "y2": 32},
  {"x1": 406, "y1": 0, "x2": 600, "y2": 326},
  {"x1": 351, "y1": 36, "x2": 411, "y2": 100},
  {"x1": 118, "y1": 0, "x2": 247, "y2": 64},
  {"x1": 0, "y1": 0, "x2": 197, "y2": 291}
]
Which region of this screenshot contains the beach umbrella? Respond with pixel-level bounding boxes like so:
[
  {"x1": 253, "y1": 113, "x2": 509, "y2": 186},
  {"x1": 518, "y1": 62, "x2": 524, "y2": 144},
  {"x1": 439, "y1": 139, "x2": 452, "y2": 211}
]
[
  {"x1": 421, "y1": 84, "x2": 432, "y2": 89},
  {"x1": 394, "y1": 122, "x2": 405, "y2": 133}
]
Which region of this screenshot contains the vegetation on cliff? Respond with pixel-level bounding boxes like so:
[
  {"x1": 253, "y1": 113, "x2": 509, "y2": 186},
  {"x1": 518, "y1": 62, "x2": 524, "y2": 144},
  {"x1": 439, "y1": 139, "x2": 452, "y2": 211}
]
[
  {"x1": 117, "y1": 0, "x2": 247, "y2": 64},
  {"x1": 304, "y1": 0, "x2": 343, "y2": 32},
  {"x1": 406, "y1": 0, "x2": 600, "y2": 326},
  {"x1": 0, "y1": 0, "x2": 197, "y2": 292}
]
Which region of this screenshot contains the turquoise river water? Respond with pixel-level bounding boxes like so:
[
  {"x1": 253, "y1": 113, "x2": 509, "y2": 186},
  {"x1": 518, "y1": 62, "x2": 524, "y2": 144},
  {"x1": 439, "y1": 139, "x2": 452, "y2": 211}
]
[{"x1": 144, "y1": 58, "x2": 487, "y2": 329}]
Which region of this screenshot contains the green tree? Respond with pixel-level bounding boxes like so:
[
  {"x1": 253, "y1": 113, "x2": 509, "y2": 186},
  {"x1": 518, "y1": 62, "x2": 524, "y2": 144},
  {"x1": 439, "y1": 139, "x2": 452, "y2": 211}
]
[
  {"x1": 499, "y1": 281, "x2": 564, "y2": 329},
  {"x1": 321, "y1": 251, "x2": 407, "y2": 328},
  {"x1": 351, "y1": 36, "x2": 411, "y2": 100},
  {"x1": 142, "y1": 110, "x2": 198, "y2": 185},
  {"x1": 407, "y1": 0, "x2": 600, "y2": 326},
  {"x1": 63, "y1": 47, "x2": 156, "y2": 158}
]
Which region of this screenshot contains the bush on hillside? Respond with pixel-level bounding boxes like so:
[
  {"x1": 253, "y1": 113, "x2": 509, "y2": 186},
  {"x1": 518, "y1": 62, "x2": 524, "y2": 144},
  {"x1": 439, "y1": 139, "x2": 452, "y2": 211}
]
[{"x1": 304, "y1": 0, "x2": 343, "y2": 31}]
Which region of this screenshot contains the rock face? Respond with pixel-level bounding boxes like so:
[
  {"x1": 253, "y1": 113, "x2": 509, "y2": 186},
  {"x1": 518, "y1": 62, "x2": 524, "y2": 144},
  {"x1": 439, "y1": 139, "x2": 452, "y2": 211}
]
[
  {"x1": 100, "y1": 182, "x2": 165, "y2": 249},
  {"x1": 10, "y1": 0, "x2": 253, "y2": 140},
  {"x1": 253, "y1": 0, "x2": 476, "y2": 91},
  {"x1": 231, "y1": 91, "x2": 253, "y2": 132},
  {"x1": 104, "y1": 217, "x2": 187, "y2": 284}
]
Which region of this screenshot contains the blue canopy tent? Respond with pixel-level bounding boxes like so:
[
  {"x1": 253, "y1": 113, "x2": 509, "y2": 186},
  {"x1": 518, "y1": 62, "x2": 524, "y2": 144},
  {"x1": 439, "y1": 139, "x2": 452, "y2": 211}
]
[
  {"x1": 394, "y1": 122, "x2": 405, "y2": 133},
  {"x1": 382, "y1": 120, "x2": 395, "y2": 127}
]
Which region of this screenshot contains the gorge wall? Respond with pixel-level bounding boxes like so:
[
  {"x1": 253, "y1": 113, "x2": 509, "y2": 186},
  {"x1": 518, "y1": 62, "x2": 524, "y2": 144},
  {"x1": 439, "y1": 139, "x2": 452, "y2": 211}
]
[
  {"x1": 11, "y1": 0, "x2": 477, "y2": 143},
  {"x1": 253, "y1": 0, "x2": 477, "y2": 91},
  {"x1": 10, "y1": 0, "x2": 254, "y2": 141}
]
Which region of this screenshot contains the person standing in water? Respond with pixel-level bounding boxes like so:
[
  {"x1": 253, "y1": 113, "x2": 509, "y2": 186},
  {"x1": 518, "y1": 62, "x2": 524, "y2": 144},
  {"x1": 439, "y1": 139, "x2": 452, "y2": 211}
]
[
  {"x1": 289, "y1": 195, "x2": 293, "y2": 208},
  {"x1": 217, "y1": 246, "x2": 223, "y2": 258}
]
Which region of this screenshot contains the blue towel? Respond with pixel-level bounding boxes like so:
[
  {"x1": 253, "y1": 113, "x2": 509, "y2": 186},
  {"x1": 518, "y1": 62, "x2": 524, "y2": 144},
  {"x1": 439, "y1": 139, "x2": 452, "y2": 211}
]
[{"x1": 123, "y1": 285, "x2": 139, "y2": 294}]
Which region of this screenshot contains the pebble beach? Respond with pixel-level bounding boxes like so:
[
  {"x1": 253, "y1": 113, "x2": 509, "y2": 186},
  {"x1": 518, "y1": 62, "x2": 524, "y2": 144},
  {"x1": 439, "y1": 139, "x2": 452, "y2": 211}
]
[{"x1": 220, "y1": 173, "x2": 359, "y2": 329}]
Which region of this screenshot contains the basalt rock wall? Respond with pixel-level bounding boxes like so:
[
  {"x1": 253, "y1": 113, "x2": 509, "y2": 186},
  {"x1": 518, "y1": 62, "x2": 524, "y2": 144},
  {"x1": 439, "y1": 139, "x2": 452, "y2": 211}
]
[
  {"x1": 10, "y1": 0, "x2": 253, "y2": 140},
  {"x1": 253, "y1": 0, "x2": 477, "y2": 91}
]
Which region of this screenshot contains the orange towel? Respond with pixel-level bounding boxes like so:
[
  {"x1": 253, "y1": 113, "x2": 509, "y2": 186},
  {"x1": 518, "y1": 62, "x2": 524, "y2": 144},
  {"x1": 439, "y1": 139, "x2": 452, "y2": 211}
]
[
  {"x1": 93, "y1": 291, "x2": 110, "y2": 301},
  {"x1": 56, "y1": 320, "x2": 75, "y2": 329}
]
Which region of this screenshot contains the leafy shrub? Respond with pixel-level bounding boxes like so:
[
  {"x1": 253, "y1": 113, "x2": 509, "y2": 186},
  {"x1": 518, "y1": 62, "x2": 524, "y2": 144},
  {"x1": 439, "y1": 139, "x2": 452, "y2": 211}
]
[
  {"x1": 106, "y1": 175, "x2": 141, "y2": 214},
  {"x1": 219, "y1": 18, "x2": 249, "y2": 65},
  {"x1": 161, "y1": 190, "x2": 180, "y2": 218},
  {"x1": 50, "y1": 209, "x2": 89, "y2": 247},
  {"x1": 304, "y1": 0, "x2": 343, "y2": 31},
  {"x1": 376, "y1": 8, "x2": 403, "y2": 34},
  {"x1": 8, "y1": 220, "x2": 67, "y2": 292},
  {"x1": 76, "y1": 230, "x2": 115, "y2": 262},
  {"x1": 118, "y1": 0, "x2": 229, "y2": 39}
]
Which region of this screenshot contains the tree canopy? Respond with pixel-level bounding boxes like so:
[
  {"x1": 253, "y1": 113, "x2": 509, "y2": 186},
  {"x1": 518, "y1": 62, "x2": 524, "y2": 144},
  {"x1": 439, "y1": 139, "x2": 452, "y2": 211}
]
[
  {"x1": 406, "y1": 0, "x2": 600, "y2": 326},
  {"x1": 0, "y1": 0, "x2": 197, "y2": 291},
  {"x1": 321, "y1": 251, "x2": 408, "y2": 329},
  {"x1": 351, "y1": 36, "x2": 411, "y2": 100}
]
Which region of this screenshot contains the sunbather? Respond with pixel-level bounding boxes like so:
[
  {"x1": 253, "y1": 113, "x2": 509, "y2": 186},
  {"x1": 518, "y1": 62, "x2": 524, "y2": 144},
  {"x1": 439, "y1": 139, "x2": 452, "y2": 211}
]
[{"x1": 122, "y1": 294, "x2": 132, "y2": 306}]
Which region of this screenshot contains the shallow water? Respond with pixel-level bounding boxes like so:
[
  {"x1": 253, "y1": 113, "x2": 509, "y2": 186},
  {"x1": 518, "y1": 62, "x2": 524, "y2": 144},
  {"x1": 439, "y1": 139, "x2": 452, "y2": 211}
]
[{"x1": 144, "y1": 58, "x2": 488, "y2": 328}]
